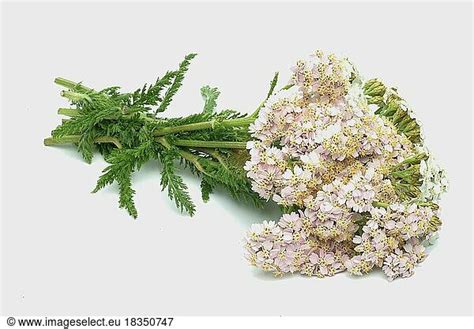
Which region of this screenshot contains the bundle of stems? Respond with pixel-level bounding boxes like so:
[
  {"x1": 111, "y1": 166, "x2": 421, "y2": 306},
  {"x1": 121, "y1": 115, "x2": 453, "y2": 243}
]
[{"x1": 44, "y1": 54, "x2": 278, "y2": 217}]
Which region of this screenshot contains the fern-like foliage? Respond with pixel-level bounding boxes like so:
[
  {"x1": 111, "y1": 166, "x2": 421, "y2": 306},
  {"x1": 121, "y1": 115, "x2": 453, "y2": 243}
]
[
  {"x1": 189, "y1": 149, "x2": 264, "y2": 208},
  {"x1": 92, "y1": 139, "x2": 157, "y2": 218},
  {"x1": 156, "y1": 53, "x2": 197, "y2": 114},
  {"x1": 200, "y1": 176, "x2": 216, "y2": 202},
  {"x1": 52, "y1": 94, "x2": 121, "y2": 162},
  {"x1": 201, "y1": 85, "x2": 220, "y2": 113},
  {"x1": 44, "y1": 54, "x2": 273, "y2": 218},
  {"x1": 159, "y1": 148, "x2": 196, "y2": 216},
  {"x1": 129, "y1": 71, "x2": 177, "y2": 110}
]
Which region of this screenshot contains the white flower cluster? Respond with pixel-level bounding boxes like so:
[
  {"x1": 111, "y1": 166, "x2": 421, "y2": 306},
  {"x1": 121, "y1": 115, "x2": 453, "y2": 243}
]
[
  {"x1": 416, "y1": 145, "x2": 449, "y2": 202},
  {"x1": 243, "y1": 50, "x2": 448, "y2": 281}
]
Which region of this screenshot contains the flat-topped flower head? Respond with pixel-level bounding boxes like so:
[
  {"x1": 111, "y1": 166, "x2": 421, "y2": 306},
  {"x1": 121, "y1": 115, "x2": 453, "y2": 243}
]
[
  {"x1": 245, "y1": 51, "x2": 416, "y2": 211},
  {"x1": 291, "y1": 50, "x2": 355, "y2": 105}
]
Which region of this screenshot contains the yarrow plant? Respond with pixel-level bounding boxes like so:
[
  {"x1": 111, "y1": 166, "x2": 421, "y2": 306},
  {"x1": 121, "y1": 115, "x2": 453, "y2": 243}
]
[{"x1": 44, "y1": 50, "x2": 448, "y2": 281}]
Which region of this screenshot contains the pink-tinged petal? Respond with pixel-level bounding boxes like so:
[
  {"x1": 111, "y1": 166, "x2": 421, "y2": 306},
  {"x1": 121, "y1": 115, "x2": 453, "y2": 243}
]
[
  {"x1": 325, "y1": 254, "x2": 335, "y2": 264},
  {"x1": 283, "y1": 232, "x2": 293, "y2": 242},
  {"x1": 309, "y1": 253, "x2": 319, "y2": 264},
  {"x1": 319, "y1": 265, "x2": 328, "y2": 276},
  {"x1": 385, "y1": 220, "x2": 396, "y2": 230},
  {"x1": 262, "y1": 241, "x2": 273, "y2": 250}
]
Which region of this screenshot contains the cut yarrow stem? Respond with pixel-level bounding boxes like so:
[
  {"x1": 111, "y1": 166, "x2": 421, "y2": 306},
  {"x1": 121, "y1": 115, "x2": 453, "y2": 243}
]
[{"x1": 44, "y1": 51, "x2": 448, "y2": 281}]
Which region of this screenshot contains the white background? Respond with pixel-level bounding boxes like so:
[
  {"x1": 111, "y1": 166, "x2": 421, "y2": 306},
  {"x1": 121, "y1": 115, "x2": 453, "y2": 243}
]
[{"x1": 1, "y1": 1, "x2": 472, "y2": 316}]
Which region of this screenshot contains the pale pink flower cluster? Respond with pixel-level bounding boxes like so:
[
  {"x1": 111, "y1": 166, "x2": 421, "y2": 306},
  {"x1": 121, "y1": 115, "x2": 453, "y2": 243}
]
[
  {"x1": 245, "y1": 202, "x2": 437, "y2": 280},
  {"x1": 300, "y1": 167, "x2": 379, "y2": 242},
  {"x1": 382, "y1": 239, "x2": 426, "y2": 281},
  {"x1": 245, "y1": 51, "x2": 413, "y2": 209},
  {"x1": 345, "y1": 204, "x2": 437, "y2": 280},
  {"x1": 244, "y1": 50, "x2": 445, "y2": 281},
  {"x1": 291, "y1": 50, "x2": 353, "y2": 105},
  {"x1": 244, "y1": 211, "x2": 353, "y2": 278}
]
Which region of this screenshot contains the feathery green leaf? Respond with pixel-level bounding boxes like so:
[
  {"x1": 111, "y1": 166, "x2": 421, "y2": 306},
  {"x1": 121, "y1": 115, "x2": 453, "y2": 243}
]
[
  {"x1": 159, "y1": 148, "x2": 196, "y2": 216},
  {"x1": 156, "y1": 53, "x2": 197, "y2": 114},
  {"x1": 92, "y1": 140, "x2": 156, "y2": 218},
  {"x1": 201, "y1": 85, "x2": 220, "y2": 113}
]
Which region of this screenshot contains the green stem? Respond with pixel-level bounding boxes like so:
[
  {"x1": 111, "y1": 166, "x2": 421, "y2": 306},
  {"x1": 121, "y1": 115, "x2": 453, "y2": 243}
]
[
  {"x1": 173, "y1": 139, "x2": 247, "y2": 149},
  {"x1": 60, "y1": 90, "x2": 91, "y2": 102},
  {"x1": 44, "y1": 136, "x2": 123, "y2": 149},
  {"x1": 54, "y1": 77, "x2": 92, "y2": 92},
  {"x1": 153, "y1": 116, "x2": 254, "y2": 136},
  {"x1": 45, "y1": 134, "x2": 247, "y2": 150},
  {"x1": 58, "y1": 108, "x2": 80, "y2": 117}
]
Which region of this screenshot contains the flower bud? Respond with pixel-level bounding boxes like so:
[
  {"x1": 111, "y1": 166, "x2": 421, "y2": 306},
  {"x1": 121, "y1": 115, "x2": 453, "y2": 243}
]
[
  {"x1": 367, "y1": 95, "x2": 384, "y2": 106},
  {"x1": 363, "y1": 79, "x2": 386, "y2": 97}
]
